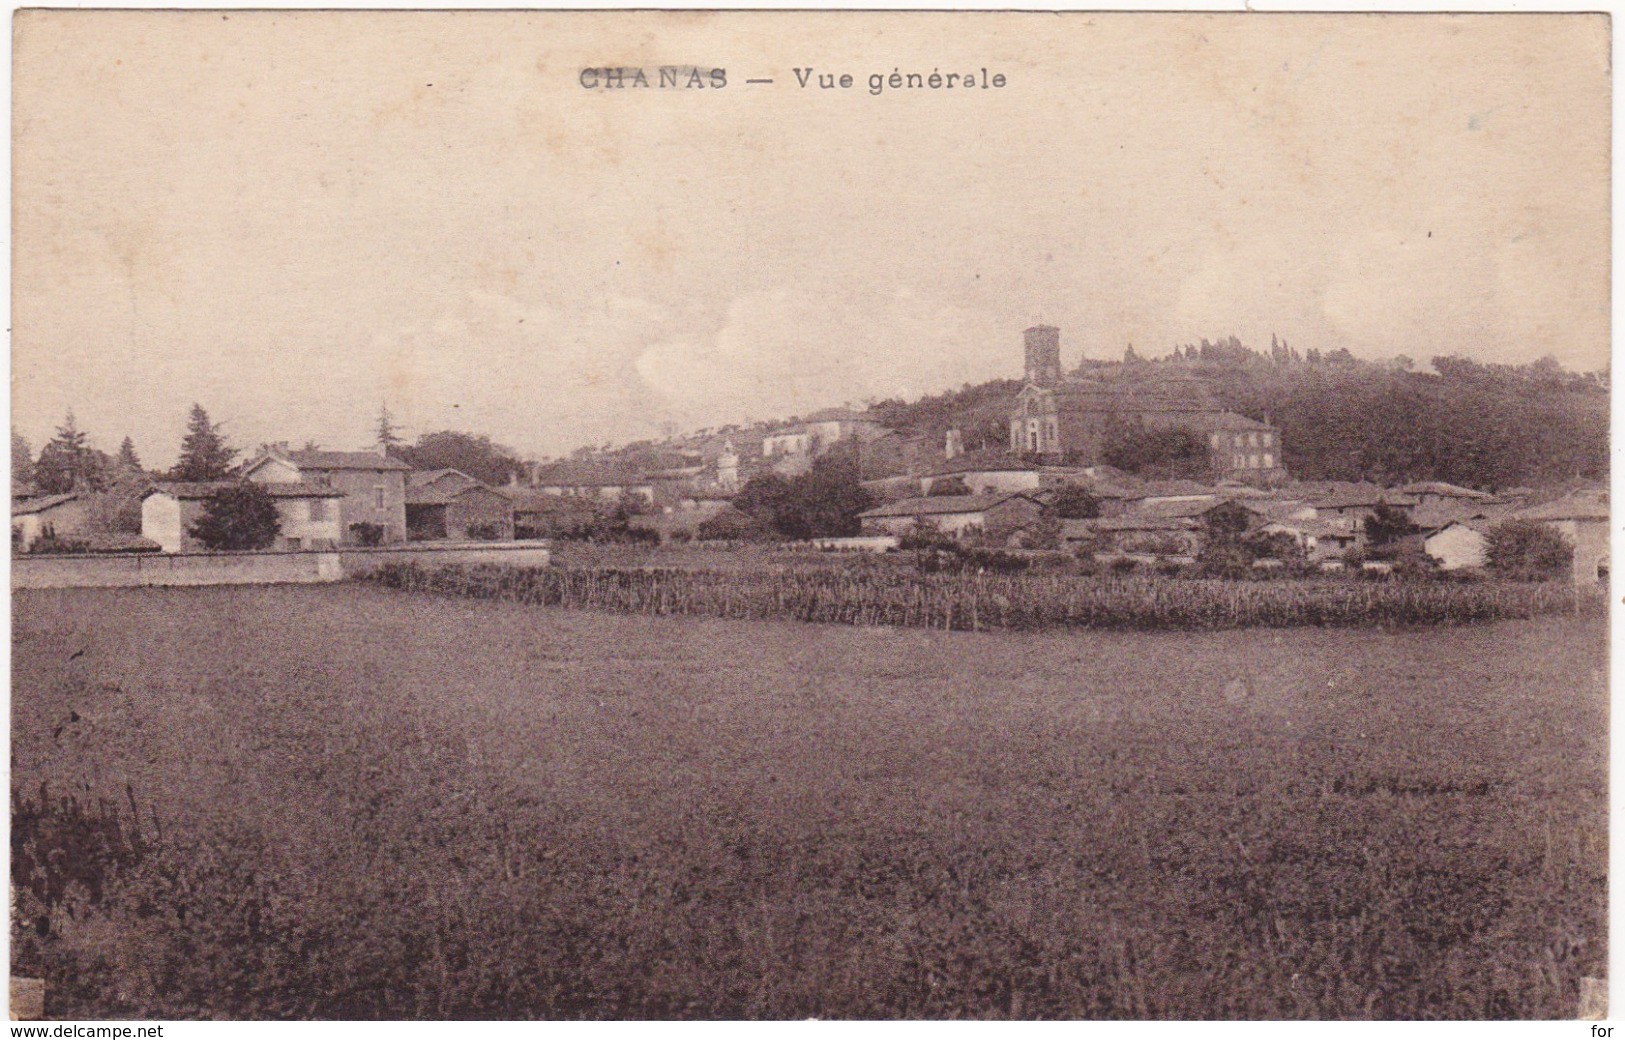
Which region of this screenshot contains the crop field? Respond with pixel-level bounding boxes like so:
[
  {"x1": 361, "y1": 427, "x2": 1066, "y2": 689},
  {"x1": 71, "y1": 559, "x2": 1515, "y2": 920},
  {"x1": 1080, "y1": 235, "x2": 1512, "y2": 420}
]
[
  {"x1": 364, "y1": 561, "x2": 1593, "y2": 631},
  {"x1": 11, "y1": 584, "x2": 1607, "y2": 1019}
]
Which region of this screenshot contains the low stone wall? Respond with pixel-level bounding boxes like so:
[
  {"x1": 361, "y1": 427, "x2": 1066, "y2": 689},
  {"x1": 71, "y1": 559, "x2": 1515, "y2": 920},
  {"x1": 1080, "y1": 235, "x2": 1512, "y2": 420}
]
[
  {"x1": 338, "y1": 540, "x2": 553, "y2": 576},
  {"x1": 12, "y1": 541, "x2": 552, "y2": 589},
  {"x1": 12, "y1": 550, "x2": 343, "y2": 589}
]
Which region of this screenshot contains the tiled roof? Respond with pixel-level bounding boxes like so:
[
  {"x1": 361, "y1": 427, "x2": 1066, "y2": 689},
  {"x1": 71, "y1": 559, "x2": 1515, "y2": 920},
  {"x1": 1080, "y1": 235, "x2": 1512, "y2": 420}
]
[
  {"x1": 1399, "y1": 481, "x2": 1493, "y2": 499},
  {"x1": 1514, "y1": 493, "x2": 1609, "y2": 522},
  {"x1": 12, "y1": 493, "x2": 79, "y2": 516},
  {"x1": 146, "y1": 481, "x2": 344, "y2": 500},
  {"x1": 1076, "y1": 515, "x2": 1202, "y2": 533},
  {"x1": 860, "y1": 493, "x2": 1029, "y2": 519},
  {"x1": 285, "y1": 450, "x2": 411, "y2": 472}
]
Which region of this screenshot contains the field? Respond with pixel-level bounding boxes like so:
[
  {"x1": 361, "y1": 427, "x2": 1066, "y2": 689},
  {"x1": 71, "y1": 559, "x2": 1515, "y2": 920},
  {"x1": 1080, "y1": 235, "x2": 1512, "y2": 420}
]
[{"x1": 11, "y1": 583, "x2": 1608, "y2": 1019}]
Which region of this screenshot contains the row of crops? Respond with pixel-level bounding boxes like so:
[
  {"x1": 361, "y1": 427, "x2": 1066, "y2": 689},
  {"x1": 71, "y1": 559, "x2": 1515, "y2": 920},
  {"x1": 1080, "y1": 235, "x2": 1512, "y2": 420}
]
[{"x1": 360, "y1": 562, "x2": 1594, "y2": 631}]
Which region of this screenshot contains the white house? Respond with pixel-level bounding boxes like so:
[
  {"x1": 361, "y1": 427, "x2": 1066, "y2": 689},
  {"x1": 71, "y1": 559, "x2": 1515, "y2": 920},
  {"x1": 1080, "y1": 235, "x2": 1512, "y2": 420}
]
[
  {"x1": 1423, "y1": 520, "x2": 1492, "y2": 571},
  {"x1": 142, "y1": 482, "x2": 345, "y2": 553}
]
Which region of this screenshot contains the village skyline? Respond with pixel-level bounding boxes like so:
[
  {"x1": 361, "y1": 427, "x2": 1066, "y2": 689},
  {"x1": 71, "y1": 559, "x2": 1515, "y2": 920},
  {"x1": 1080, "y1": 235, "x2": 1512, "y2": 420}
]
[{"x1": 11, "y1": 12, "x2": 1609, "y2": 467}]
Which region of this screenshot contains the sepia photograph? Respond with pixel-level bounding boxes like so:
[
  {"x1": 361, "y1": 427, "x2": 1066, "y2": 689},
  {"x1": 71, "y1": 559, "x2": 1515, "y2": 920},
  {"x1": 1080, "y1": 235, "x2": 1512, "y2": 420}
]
[{"x1": 6, "y1": 9, "x2": 1611, "y2": 1022}]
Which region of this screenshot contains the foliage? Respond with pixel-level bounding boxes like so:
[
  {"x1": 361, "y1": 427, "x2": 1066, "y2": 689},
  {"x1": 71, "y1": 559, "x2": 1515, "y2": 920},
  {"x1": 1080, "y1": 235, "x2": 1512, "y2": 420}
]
[
  {"x1": 13, "y1": 430, "x2": 34, "y2": 486},
  {"x1": 733, "y1": 454, "x2": 875, "y2": 540},
  {"x1": 376, "y1": 405, "x2": 403, "y2": 456},
  {"x1": 35, "y1": 412, "x2": 110, "y2": 494},
  {"x1": 926, "y1": 475, "x2": 969, "y2": 497},
  {"x1": 396, "y1": 431, "x2": 524, "y2": 488},
  {"x1": 1363, "y1": 499, "x2": 1419, "y2": 547},
  {"x1": 115, "y1": 437, "x2": 142, "y2": 473},
  {"x1": 464, "y1": 522, "x2": 505, "y2": 542},
  {"x1": 1048, "y1": 484, "x2": 1101, "y2": 520},
  {"x1": 367, "y1": 562, "x2": 1590, "y2": 632},
  {"x1": 695, "y1": 507, "x2": 772, "y2": 543},
  {"x1": 349, "y1": 522, "x2": 386, "y2": 547},
  {"x1": 170, "y1": 405, "x2": 238, "y2": 483},
  {"x1": 1485, "y1": 520, "x2": 1574, "y2": 581},
  {"x1": 1102, "y1": 425, "x2": 1208, "y2": 479},
  {"x1": 188, "y1": 484, "x2": 281, "y2": 550}
]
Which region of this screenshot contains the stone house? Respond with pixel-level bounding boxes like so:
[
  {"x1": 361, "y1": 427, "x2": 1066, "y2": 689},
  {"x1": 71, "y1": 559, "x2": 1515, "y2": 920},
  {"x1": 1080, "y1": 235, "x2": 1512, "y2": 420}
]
[
  {"x1": 406, "y1": 470, "x2": 515, "y2": 541},
  {"x1": 12, "y1": 493, "x2": 90, "y2": 550},
  {"x1": 858, "y1": 492, "x2": 1045, "y2": 543},
  {"x1": 241, "y1": 448, "x2": 411, "y2": 544},
  {"x1": 140, "y1": 481, "x2": 345, "y2": 553},
  {"x1": 1513, "y1": 491, "x2": 1609, "y2": 585}
]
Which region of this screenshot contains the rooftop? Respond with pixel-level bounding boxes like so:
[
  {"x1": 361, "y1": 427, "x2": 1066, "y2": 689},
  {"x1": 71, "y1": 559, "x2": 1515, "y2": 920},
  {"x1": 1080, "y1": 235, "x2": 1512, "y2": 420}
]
[
  {"x1": 284, "y1": 449, "x2": 411, "y2": 472},
  {"x1": 146, "y1": 481, "x2": 344, "y2": 500},
  {"x1": 860, "y1": 493, "x2": 1030, "y2": 519}
]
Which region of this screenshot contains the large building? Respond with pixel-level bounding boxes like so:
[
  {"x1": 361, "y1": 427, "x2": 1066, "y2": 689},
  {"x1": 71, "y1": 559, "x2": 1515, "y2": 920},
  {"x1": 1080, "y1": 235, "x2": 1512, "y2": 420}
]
[
  {"x1": 240, "y1": 448, "x2": 412, "y2": 544},
  {"x1": 1008, "y1": 325, "x2": 1285, "y2": 481}
]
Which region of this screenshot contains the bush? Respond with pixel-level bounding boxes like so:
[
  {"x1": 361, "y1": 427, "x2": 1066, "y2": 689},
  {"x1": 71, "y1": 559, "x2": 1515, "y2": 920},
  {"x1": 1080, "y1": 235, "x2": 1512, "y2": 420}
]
[
  {"x1": 465, "y1": 522, "x2": 505, "y2": 542},
  {"x1": 349, "y1": 522, "x2": 386, "y2": 547},
  {"x1": 190, "y1": 483, "x2": 281, "y2": 551},
  {"x1": 1486, "y1": 519, "x2": 1573, "y2": 581}
]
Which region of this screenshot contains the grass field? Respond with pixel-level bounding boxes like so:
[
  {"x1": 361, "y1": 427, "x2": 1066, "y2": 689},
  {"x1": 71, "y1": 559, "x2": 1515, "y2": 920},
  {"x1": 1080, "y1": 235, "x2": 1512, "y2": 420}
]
[{"x1": 11, "y1": 584, "x2": 1608, "y2": 1019}]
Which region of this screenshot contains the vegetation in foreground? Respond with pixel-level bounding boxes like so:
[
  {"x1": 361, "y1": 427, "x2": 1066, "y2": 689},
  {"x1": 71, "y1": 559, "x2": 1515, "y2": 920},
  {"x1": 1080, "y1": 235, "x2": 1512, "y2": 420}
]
[
  {"x1": 11, "y1": 585, "x2": 1607, "y2": 1019},
  {"x1": 361, "y1": 561, "x2": 1593, "y2": 632}
]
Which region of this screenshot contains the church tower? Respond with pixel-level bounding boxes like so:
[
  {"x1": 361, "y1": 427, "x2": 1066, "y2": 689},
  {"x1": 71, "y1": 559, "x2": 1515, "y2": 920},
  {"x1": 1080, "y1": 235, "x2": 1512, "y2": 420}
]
[{"x1": 1024, "y1": 325, "x2": 1062, "y2": 386}]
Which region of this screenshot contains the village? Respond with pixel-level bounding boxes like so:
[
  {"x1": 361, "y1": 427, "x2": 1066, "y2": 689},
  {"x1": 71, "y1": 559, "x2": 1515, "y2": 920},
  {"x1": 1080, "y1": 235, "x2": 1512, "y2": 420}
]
[{"x1": 8, "y1": 324, "x2": 1609, "y2": 587}]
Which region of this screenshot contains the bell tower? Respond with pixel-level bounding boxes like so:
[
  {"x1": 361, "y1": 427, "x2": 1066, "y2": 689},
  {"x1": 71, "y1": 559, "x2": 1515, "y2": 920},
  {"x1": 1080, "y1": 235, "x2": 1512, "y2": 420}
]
[{"x1": 1024, "y1": 325, "x2": 1062, "y2": 386}]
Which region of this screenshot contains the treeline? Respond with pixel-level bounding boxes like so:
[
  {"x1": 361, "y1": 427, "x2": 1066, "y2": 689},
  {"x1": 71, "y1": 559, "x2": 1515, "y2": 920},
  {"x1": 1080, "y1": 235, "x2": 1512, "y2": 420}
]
[
  {"x1": 1199, "y1": 353, "x2": 1607, "y2": 488},
  {"x1": 860, "y1": 346, "x2": 1606, "y2": 490}
]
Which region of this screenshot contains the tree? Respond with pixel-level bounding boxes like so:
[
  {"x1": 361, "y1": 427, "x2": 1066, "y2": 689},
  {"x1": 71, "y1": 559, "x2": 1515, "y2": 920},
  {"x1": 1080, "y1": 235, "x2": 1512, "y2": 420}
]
[
  {"x1": 35, "y1": 411, "x2": 106, "y2": 494},
  {"x1": 1048, "y1": 484, "x2": 1101, "y2": 519},
  {"x1": 376, "y1": 405, "x2": 403, "y2": 456},
  {"x1": 1362, "y1": 499, "x2": 1418, "y2": 547},
  {"x1": 1103, "y1": 425, "x2": 1207, "y2": 479},
  {"x1": 927, "y1": 475, "x2": 970, "y2": 497},
  {"x1": 171, "y1": 405, "x2": 237, "y2": 482},
  {"x1": 12, "y1": 430, "x2": 33, "y2": 486},
  {"x1": 396, "y1": 431, "x2": 523, "y2": 487},
  {"x1": 115, "y1": 437, "x2": 143, "y2": 474},
  {"x1": 188, "y1": 482, "x2": 281, "y2": 550},
  {"x1": 1485, "y1": 519, "x2": 1572, "y2": 580}
]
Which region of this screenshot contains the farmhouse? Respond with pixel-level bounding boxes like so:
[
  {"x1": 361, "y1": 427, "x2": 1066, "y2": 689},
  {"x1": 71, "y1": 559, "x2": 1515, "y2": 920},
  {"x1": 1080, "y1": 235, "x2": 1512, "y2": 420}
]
[
  {"x1": 141, "y1": 481, "x2": 345, "y2": 553},
  {"x1": 405, "y1": 470, "x2": 515, "y2": 541},
  {"x1": 1512, "y1": 490, "x2": 1609, "y2": 585},
  {"x1": 858, "y1": 492, "x2": 1044, "y2": 542},
  {"x1": 529, "y1": 461, "x2": 656, "y2": 506},
  {"x1": 241, "y1": 448, "x2": 411, "y2": 544},
  {"x1": 1423, "y1": 519, "x2": 1493, "y2": 571},
  {"x1": 11, "y1": 493, "x2": 90, "y2": 550}
]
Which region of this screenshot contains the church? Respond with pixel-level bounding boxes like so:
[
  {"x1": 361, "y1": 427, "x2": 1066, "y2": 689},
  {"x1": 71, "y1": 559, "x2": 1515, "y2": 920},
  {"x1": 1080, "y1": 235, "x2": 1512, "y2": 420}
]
[{"x1": 1008, "y1": 325, "x2": 1285, "y2": 481}]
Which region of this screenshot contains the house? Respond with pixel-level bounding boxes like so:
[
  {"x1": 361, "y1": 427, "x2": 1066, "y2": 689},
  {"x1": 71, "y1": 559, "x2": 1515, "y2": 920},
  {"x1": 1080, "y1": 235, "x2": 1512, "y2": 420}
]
[
  {"x1": 1512, "y1": 491, "x2": 1609, "y2": 585},
  {"x1": 507, "y1": 490, "x2": 598, "y2": 539},
  {"x1": 1401, "y1": 481, "x2": 1496, "y2": 509},
  {"x1": 917, "y1": 451, "x2": 1043, "y2": 497},
  {"x1": 405, "y1": 470, "x2": 515, "y2": 541},
  {"x1": 858, "y1": 492, "x2": 1045, "y2": 543},
  {"x1": 529, "y1": 461, "x2": 656, "y2": 506},
  {"x1": 140, "y1": 481, "x2": 345, "y2": 553},
  {"x1": 1257, "y1": 518, "x2": 1359, "y2": 562},
  {"x1": 1065, "y1": 515, "x2": 1202, "y2": 558},
  {"x1": 1303, "y1": 483, "x2": 1417, "y2": 531},
  {"x1": 241, "y1": 448, "x2": 411, "y2": 544},
  {"x1": 763, "y1": 409, "x2": 886, "y2": 459},
  {"x1": 1008, "y1": 326, "x2": 1285, "y2": 480},
  {"x1": 1424, "y1": 519, "x2": 1493, "y2": 571},
  {"x1": 12, "y1": 493, "x2": 90, "y2": 550}
]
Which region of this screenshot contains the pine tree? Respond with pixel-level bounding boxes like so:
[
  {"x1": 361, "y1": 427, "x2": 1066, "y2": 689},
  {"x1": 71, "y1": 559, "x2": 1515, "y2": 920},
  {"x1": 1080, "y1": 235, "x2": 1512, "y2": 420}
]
[
  {"x1": 376, "y1": 405, "x2": 402, "y2": 456},
  {"x1": 116, "y1": 436, "x2": 143, "y2": 473},
  {"x1": 35, "y1": 411, "x2": 104, "y2": 494},
  {"x1": 171, "y1": 405, "x2": 237, "y2": 482}
]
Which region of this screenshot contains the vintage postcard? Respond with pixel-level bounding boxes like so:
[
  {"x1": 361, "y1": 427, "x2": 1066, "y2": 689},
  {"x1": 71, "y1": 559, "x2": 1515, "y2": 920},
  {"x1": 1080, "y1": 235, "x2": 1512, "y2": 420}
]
[{"x1": 7, "y1": 9, "x2": 1610, "y2": 1024}]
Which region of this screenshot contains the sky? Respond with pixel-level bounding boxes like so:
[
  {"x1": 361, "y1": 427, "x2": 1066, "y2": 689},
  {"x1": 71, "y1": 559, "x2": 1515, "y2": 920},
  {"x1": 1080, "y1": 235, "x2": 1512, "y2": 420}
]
[{"x1": 12, "y1": 11, "x2": 1611, "y2": 467}]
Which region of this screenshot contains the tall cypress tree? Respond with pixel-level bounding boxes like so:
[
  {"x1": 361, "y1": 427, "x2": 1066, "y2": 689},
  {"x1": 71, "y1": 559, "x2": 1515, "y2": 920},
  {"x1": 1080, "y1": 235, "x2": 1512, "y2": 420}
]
[
  {"x1": 170, "y1": 404, "x2": 237, "y2": 482},
  {"x1": 35, "y1": 411, "x2": 103, "y2": 494}
]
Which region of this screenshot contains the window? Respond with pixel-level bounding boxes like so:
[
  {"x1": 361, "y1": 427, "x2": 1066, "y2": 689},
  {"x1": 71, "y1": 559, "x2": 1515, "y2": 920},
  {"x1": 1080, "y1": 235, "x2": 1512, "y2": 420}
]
[
  {"x1": 1248, "y1": 454, "x2": 1260, "y2": 469},
  {"x1": 310, "y1": 499, "x2": 327, "y2": 522},
  {"x1": 1262, "y1": 453, "x2": 1274, "y2": 469},
  {"x1": 1262, "y1": 433, "x2": 1273, "y2": 447},
  {"x1": 374, "y1": 486, "x2": 385, "y2": 509},
  {"x1": 1248, "y1": 433, "x2": 1259, "y2": 447},
  {"x1": 1210, "y1": 433, "x2": 1223, "y2": 449},
  {"x1": 285, "y1": 537, "x2": 302, "y2": 551},
  {"x1": 1233, "y1": 435, "x2": 1244, "y2": 448}
]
